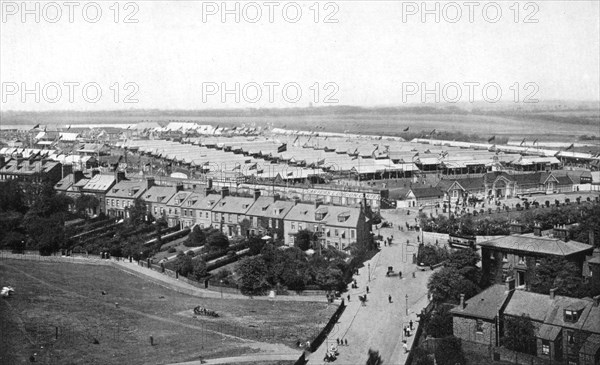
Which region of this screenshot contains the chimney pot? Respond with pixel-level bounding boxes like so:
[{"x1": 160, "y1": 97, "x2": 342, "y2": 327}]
[
  {"x1": 505, "y1": 276, "x2": 515, "y2": 292},
  {"x1": 460, "y1": 294, "x2": 466, "y2": 309},
  {"x1": 253, "y1": 189, "x2": 261, "y2": 201},
  {"x1": 550, "y1": 288, "x2": 557, "y2": 300},
  {"x1": 221, "y1": 187, "x2": 229, "y2": 198},
  {"x1": 593, "y1": 295, "x2": 600, "y2": 307}
]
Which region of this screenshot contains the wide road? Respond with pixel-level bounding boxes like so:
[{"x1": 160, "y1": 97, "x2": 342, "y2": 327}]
[{"x1": 307, "y1": 209, "x2": 433, "y2": 365}]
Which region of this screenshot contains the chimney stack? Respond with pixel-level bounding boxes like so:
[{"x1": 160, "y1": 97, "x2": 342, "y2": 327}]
[
  {"x1": 510, "y1": 220, "x2": 524, "y2": 235},
  {"x1": 533, "y1": 222, "x2": 542, "y2": 237},
  {"x1": 505, "y1": 276, "x2": 515, "y2": 293},
  {"x1": 175, "y1": 182, "x2": 184, "y2": 192},
  {"x1": 550, "y1": 288, "x2": 557, "y2": 300},
  {"x1": 273, "y1": 193, "x2": 280, "y2": 202},
  {"x1": 221, "y1": 187, "x2": 229, "y2": 198},
  {"x1": 314, "y1": 198, "x2": 323, "y2": 208},
  {"x1": 207, "y1": 178, "x2": 213, "y2": 190},
  {"x1": 593, "y1": 295, "x2": 600, "y2": 307},
  {"x1": 293, "y1": 196, "x2": 300, "y2": 205},
  {"x1": 253, "y1": 189, "x2": 261, "y2": 201},
  {"x1": 73, "y1": 170, "x2": 85, "y2": 183},
  {"x1": 460, "y1": 294, "x2": 466, "y2": 309},
  {"x1": 91, "y1": 169, "x2": 100, "y2": 177},
  {"x1": 553, "y1": 225, "x2": 569, "y2": 242},
  {"x1": 116, "y1": 171, "x2": 126, "y2": 183},
  {"x1": 146, "y1": 176, "x2": 155, "y2": 190}
]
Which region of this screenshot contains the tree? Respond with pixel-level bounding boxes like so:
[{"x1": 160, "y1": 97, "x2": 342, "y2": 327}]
[
  {"x1": 294, "y1": 229, "x2": 314, "y2": 251},
  {"x1": 247, "y1": 235, "x2": 266, "y2": 255},
  {"x1": 185, "y1": 225, "x2": 206, "y2": 247},
  {"x1": 417, "y1": 244, "x2": 449, "y2": 266},
  {"x1": 427, "y1": 267, "x2": 480, "y2": 304},
  {"x1": 192, "y1": 258, "x2": 208, "y2": 281},
  {"x1": 206, "y1": 231, "x2": 229, "y2": 251},
  {"x1": 434, "y1": 336, "x2": 465, "y2": 365},
  {"x1": 75, "y1": 194, "x2": 99, "y2": 216},
  {"x1": 366, "y1": 348, "x2": 383, "y2": 365},
  {"x1": 503, "y1": 315, "x2": 536, "y2": 354},
  {"x1": 412, "y1": 347, "x2": 434, "y2": 365},
  {"x1": 530, "y1": 257, "x2": 589, "y2": 297},
  {"x1": 237, "y1": 256, "x2": 270, "y2": 295},
  {"x1": 425, "y1": 305, "x2": 453, "y2": 338},
  {"x1": 174, "y1": 253, "x2": 194, "y2": 277},
  {"x1": 446, "y1": 249, "x2": 481, "y2": 284},
  {"x1": 126, "y1": 198, "x2": 147, "y2": 226}
]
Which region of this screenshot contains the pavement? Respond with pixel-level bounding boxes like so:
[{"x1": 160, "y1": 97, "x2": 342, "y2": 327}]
[{"x1": 306, "y1": 210, "x2": 433, "y2": 365}]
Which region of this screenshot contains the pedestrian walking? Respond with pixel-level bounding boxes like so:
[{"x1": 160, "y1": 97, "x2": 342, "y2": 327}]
[
  {"x1": 337, "y1": 338, "x2": 340, "y2": 345},
  {"x1": 403, "y1": 340, "x2": 408, "y2": 353},
  {"x1": 344, "y1": 339, "x2": 348, "y2": 346},
  {"x1": 388, "y1": 295, "x2": 392, "y2": 303},
  {"x1": 366, "y1": 286, "x2": 369, "y2": 294},
  {"x1": 409, "y1": 320, "x2": 414, "y2": 330},
  {"x1": 347, "y1": 294, "x2": 350, "y2": 302}
]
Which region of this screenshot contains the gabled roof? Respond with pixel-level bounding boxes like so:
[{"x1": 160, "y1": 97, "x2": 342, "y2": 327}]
[
  {"x1": 165, "y1": 191, "x2": 194, "y2": 207},
  {"x1": 245, "y1": 196, "x2": 295, "y2": 219},
  {"x1": 478, "y1": 233, "x2": 593, "y2": 257},
  {"x1": 106, "y1": 180, "x2": 146, "y2": 199},
  {"x1": 82, "y1": 174, "x2": 116, "y2": 192},
  {"x1": 450, "y1": 284, "x2": 513, "y2": 320},
  {"x1": 143, "y1": 186, "x2": 178, "y2": 204},
  {"x1": 191, "y1": 193, "x2": 223, "y2": 211},
  {"x1": 211, "y1": 196, "x2": 256, "y2": 214}
]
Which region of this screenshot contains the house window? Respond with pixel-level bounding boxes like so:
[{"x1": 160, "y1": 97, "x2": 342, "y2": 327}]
[
  {"x1": 116, "y1": 200, "x2": 120, "y2": 207},
  {"x1": 567, "y1": 331, "x2": 575, "y2": 345},
  {"x1": 518, "y1": 255, "x2": 525, "y2": 265},
  {"x1": 291, "y1": 222, "x2": 295, "y2": 230},
  {"x1": 299, "y1": 223, "x2": 303, "y2": 230},
  {"x1": 290, "y1": 236, "x2": 295, "y2": 244},
  {"x1": 542, "y1": 340, "x2": 550, "y2": 355},
  {"x1": 502, "y1": 253, "x2": 508, "y2": 262},
  {"x1": 205, "y1": 212, "x2": 209, "y2": 218},
  {"x1": 351, "y1": 230, "x2": 355, "y2": 239},
  {"x1": 476, "y1": 319, "x2": 484, "y2": 334},
  {"x1": 334, "y1": 229, "x2": 339, "y2": 237},
  {"x1": 565, "y1": 310, "x2": 579, "y2": 323}
]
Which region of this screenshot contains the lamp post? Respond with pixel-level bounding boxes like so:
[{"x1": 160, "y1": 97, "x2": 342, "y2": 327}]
[
  {"x1": 368, "y1": 263, "x2": 371, "y2": 282},
  {"x1": 220, "y1": 280, "x2": 223, "y2": 299},
  {"x1": 405, "y1": 294, "x2": 409, "y2": 315}
]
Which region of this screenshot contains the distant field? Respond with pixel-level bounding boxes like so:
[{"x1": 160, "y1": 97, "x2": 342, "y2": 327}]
[
  {"x1": 1, "y1": 109, "x2": 598, "y2": 141},
  {"x1": 0, "y1": 259, "x2": 333, "y2": 365}
]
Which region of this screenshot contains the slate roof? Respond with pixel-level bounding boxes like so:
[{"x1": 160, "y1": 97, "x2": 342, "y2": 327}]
[
  {"x1": 106, "y1": 180, "x2": 146, "y2": 199},
  {"x1": 82, "y1": 174, "x2": 116, "y2": 192},
  {"x1": 245, "y1": 196, "x2": 296, "y2": 219},
  {"x1": 165, "y1": 191, "x2": 195, "y2": 208},
  {"x1": 450, "y1": 284, "x2": 513, "y2": 320},
  {"x1": 285, "y1": 202, "x2": 362, "y2": 228},
  {"x1": 143, "y1": 186, "x2": 178, "y2": 204},
  {"x1": 191, "y1": 194, "x2": 223, "y2": 211},
  {"x1": 211, "y1": 196, "x2": 255, "y2": 214},
  {"x1": 478, "y1": 233, "x2": 593, "y2": 257}
]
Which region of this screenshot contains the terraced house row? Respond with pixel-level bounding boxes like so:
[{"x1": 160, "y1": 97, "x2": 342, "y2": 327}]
[{"x1": 56, "y1": 173, "x2": 372, "y2": 251}]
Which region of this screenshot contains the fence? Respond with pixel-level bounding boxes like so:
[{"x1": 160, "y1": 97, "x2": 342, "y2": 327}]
[
  {"x1": 405, "y1": 301, "x2": 435, "y2": 365},
  {"x1": 309, "y1": 301, "x2": 346, "y2": 353}
]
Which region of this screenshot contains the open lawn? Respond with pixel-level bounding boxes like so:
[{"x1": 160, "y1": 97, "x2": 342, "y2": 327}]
[{"x1": 0, "y1": 259, "x2": 335, "y2": 365}]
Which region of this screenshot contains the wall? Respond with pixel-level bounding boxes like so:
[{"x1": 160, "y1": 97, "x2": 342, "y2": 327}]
[{"x1": 453, "y1": 316, "x2": 496, "y2": 346}]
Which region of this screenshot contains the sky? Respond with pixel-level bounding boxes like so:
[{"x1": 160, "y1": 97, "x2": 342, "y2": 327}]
[{"x1": 1, "y1": 0, "x2": 599, "y2": 111}]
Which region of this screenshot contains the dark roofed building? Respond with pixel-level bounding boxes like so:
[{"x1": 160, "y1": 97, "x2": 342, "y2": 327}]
[
  {"x1": 402, "y1": 187, "x2": 444, "y2": 208},
  {"x1": 480, "y1": 224, "x2": 594, "y2": 290}
]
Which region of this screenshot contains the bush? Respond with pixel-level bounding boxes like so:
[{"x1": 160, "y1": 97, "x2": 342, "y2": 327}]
[{"x1": 434, "y1": 336, "x2": 465, "y2": 365}]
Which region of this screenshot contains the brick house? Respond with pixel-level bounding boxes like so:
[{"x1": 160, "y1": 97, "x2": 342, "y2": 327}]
[
  {"x1": 164, "y1": 190, "x2": 195, "y2": 228},
  {"x1": 105, "y1": 177, "x2": 148, "y2": 218},
  {"x1": 190, "y1": 193, "x2": 223, "y2": 229},
  {"x1": 401, "y1": 187, "x2": 444, "y2": 208},
  {"x1": 452, "y1": 283, "x2": 600, "y2": 365},
  {"x1": 479, "y1": 223, "x2": 594, "y2": 290},
  {"x1": 283, "y1": 197, "x2": 371, "y2": 250},
  {"x1": 451, "y1": 278, "x2": 516, "y2": 347},
  {"x1": 81, "y1": 172, "x2": 118, "y2": 215},
  {"x1": 142, "y1": 180, "x2": 180, "y2": 222},
  {"x1": 210, "y1": 187, "x2": 255, "y2": 238},
  {"x1": 245, "y1": 192, "x2": 295, "y2": 241}
]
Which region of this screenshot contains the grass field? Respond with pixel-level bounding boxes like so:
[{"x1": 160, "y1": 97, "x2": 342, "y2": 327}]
[
  {"x1": 0, "y1": 259, "x2": 335, "y2": 365},
  {"x1": 2, "y1": 108, "x2": 598, "y2": 141}
]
